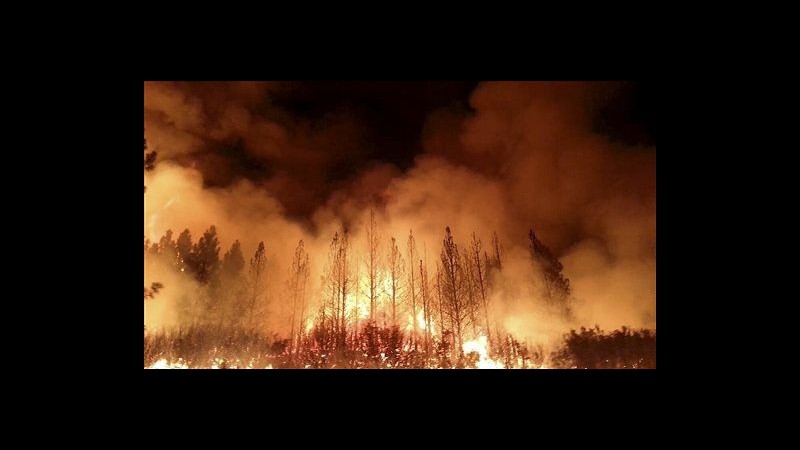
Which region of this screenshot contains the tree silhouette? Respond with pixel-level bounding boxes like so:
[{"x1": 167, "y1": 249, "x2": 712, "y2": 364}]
[
  {"x1": 144, "y1": 132, "x2": 161, "y2": 300},
  {"x1": 191, "y1": 226, "x2": 221, "y2": 284},
  {"x1": 287, "y1": 239, "x2": 310, "y2": 357},
  {"x1": 386, "y1": 236, "x2": 405, "y2": 327},
  {"x1": 217, "y1": 240, "x2": 246, "y2": 326},
  {"x1": 440, "y1": 227, "x2": 470, "y2": 357},
  {"x1": 470, "y1": 232, "x2": 492, "y2": 344},
  {"x1": 528, "y1": 228, "x2": 571, "y2": 316},
  {"x1": 247, "y1": 242, "x2": 268, "y2": 326},
  {"x1": 144, "y1": 220, "x2": 654, "y2": 369},
  {"x1": 491, "y1": 231, "x2": 504, "y2": 270},
  {"x1": 322, "y1": 230, "x2": 352, "y2": 349},
  {"x1": 336, "y1": 231, "x2": 351, "y2": 343},
  {"x1": 419, "y1": 257, "x2": 433, "y2": 356},
  {"x1": 144, "y1": 133, "x2": 157, "y2": 192},
  {"x1": 220, "y1": 240, "x2": 245, "y2": 279},
  {"x1": 364, "y1": 209, "x2": 381, "y2": 321},
  {"x1": 550, "y1": 326, "x2": 656, "y2": 369},
  {"x1": 156, "y1": 229, "x2": 180, "y2": 269},
  {"x1": 176, "y1": 229, "x2": 193, "y2": 274},
  {"x1": 407, "y1": 230, "x2": 419, "y2": 347}
]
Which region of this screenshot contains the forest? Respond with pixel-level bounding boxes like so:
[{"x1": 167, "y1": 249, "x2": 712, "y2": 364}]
[{"x1": 144, "y1": 218, "x2": 655, "y2": 369}]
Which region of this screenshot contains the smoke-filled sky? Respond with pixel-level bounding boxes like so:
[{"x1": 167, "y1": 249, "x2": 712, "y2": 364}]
[{"x1": 144, "y1": 81, "x2": 655, "y2": 340}]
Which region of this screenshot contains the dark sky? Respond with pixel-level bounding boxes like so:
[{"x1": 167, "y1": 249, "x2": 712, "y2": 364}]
[
  {"x1": 145, "y1": 81, "x2": 655, "y2": 220},
  {"x1": 269, "y1": 81, "x2": 480, "y2": 169},
  {"x1": 269, "y1": 80, "x2": 654, "y2": 167}
]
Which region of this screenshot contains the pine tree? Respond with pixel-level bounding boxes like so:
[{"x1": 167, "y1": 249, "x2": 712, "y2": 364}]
[
  {"x1": 528, "y1": 228, "x2": 571, "y2": 316},
  {"x1": 218, "y1": 240, "x2": 246, "y2": 326},
  {"x1": 337, "y1": 230, "x2": 351, "y2": 345},
  {"x1": 407, "y1": 230, "x2": 419, "y2": 347},
  {"x1": 419, "y1": 257, "x2": 432, "y2": 356},
  {"x1": 176, "y1": 229, "x2": 193, "y2": 274},
  {"x1": 143, "y1": 132, "x2": 161, "y2": 300},
  {"x1": 248, "y1": 241, "x2": 268, "y2": 327},
  {"x1": 387, "y1": 236, "x2": 405, "y2": 327},
  {"x1": 319, "y1": 230, "x2": 353, "y2": 355},
  {"x1": 491, "y1": 231, "x2": 504, "y2": 270},
  {"x1": 470, "y1": 232, "x2": 492, "y2": 344},
  {"x1": 192, "y1": 226, "x2": 221, "y2": 284},
  {"x1": 440, "y1": 226, "x2": 470, "y2": 358},
  {"x1": 287, "y1": 239, "x2": 310, "y2": 357},
  {"x1": 144, "y1": 132, "x2": 157, "y2": 192},
  {"x1": 364, "y1": 209, "x2": 381, "y2": 322},
  {"x1": 158, "y1": 230, "x2": 178, "y2": 264},
  {"x1": 463, "y1": 246, "x2": 480, "y2": 338},
  {"x1": 221, "y1": 240, "x2": 245, "y2": 278},
  {"x1": 321, "y1": 232, "x2": 339, "y2": 336}
]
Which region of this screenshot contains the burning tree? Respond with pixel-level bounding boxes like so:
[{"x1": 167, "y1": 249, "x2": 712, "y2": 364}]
[
  {"x1": 407, "y1": 230, "x2": 419, "y2": 347},
  {"x1": 439, "y1": 227, "x2": 471, "y2": 358},
  {"x1": 321, "y1": 230, "x2": 353, "y2": 351},
  {"x1": 145, "y1": 224, "x2": 651, "y2": 369},
  {"x1": 386, "y1": 236, "x2": 405, "y2": 327},
  {"x1": 287, "y1": 239, "x2": 310, "y2": 357},
  {"x1": 469, "y1": 232, "x2": 492, "y2": 345},
  {"x1": 419, "y1": 256, "x2": 434, "y2": 357},
  {"x1": 364, "y1": 209, "x2": 382, "y2": 322},
  {"x1": 176, "y1": 229, "x2": 193, "y2": 273}
]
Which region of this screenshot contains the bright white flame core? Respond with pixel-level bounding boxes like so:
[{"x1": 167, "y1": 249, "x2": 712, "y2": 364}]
[
  {"x1": 146, "y1": 358, "x2": 273, "y2": 369},
  {"x1": 146, "y1": 358, "x2": 189, "y2": 369},
  {"x1": 462, "y1": 335, "x2": 503, "y2": 369}
]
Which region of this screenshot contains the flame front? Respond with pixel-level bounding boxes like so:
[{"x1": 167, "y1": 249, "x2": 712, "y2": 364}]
[
  {"x1": 146, "y1": 358, "x2": 273, "y2": 369},
  {"x1": 462, "y1": 335, "x2": 503, "y2": 369},
  {"x1": 147, "y1": 358, "x2": 189, "y2": 369}
]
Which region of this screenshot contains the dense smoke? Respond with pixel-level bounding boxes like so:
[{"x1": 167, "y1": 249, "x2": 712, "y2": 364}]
[{"x1": 144, "y1": 81, "x2": 655, "y2": 347}]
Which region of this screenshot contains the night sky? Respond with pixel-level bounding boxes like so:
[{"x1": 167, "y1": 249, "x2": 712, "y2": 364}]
[
  {"x1": 145, "y1": 81, "x2": 655, "y2": 222},
  {"x1": 261, "y1": 80, "x2": 653, "y2": 170}
]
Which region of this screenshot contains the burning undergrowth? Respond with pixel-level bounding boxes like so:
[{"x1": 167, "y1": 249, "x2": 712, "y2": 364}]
[
  {"x1": 144, "y1": 324, "x2": 655, "y2": 369},
  {"x1": 144, "y1": 220, "x2": 655, "y2": 369}
]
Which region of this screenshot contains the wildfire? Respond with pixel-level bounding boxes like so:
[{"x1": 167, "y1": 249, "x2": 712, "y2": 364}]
[
  {"x1": 147, "y1": 358, "x2": 189, "y2": 369},
  {"x1": 146, "y1": 358, "x2": 274, "y2": 369},
  {"x1": 344, "y1": 293, "x2": 370, "y2": 322},
  {"x1": 414, "y1": 310, "x2": 435, "y2": 335},
  {"x1": 462, "y1": 335, "x2": 503, "y2": 369},
  {"x1": 380, "y1": 275, "x2": 393, "y2": 300},
  {"x1": 210, "y1": 358, "x2": 272, "y2": 369}
]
